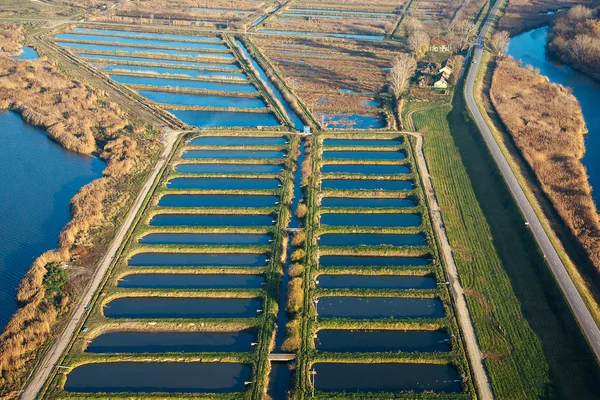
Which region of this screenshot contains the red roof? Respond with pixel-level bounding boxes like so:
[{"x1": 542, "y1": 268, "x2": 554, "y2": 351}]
[{"x1": 431, "y1": 38, "x2": 451, "y2": 46}]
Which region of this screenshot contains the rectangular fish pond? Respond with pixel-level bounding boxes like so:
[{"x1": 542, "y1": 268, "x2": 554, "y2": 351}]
[
  {"x1": 128, "y1": 252, "x2": 269, "y2": 267},
  {"x1": 317, "y1": 296, "x2": 444, "y2": 319},
  {"x1": 317, "y1": 274, "x2": 436, "y2": 290},
  {"x1": 321, "y1": 179, "x2": 414, "y2": 191},
  {"x1": 149, "y1": 214, "x2": 275, "y2": 227},
  {"x1": 315, "y1": 329, "x2": 451, "y2": 353},
  {"x1": 188, "y1": 136, "x2": 287, "y2": 146},
  {"x1": 140, "y1": 91, "x2": 266, "y2": 108},
  {"x1": 320, "y1": 197, "x2": 417, "y2": 208},
  {"x1": 157, "y1": 194, "x2": 279, "y2": 207},
  {"x1": 322, "y1": 150, "x2": 406, "y2": 160},
  {"x1": 103, "y1": 66, "x2": 246, "y2": 80},
  {"x1": 318, "y1": 255, "x2": 431, "y2": 267},
  {"x1": 110, "y1": 75, "x2": 254, "y2": 92},
  {"x1": 318, "y1": 233, "x2": 427, "y2": 247},
  {"x1": 118, "y1": 273, "x2": 265, "y2": 289},
  {"x1": 321, "y1": 164, "x2": 410, "y2": 175},
  {"x1": 181, "y1": 149, "x2": 285, "y2": 159},
  {"x1": 78, "y1": 54, "x2": 239, "y2": 69},
  {"x1": 319, "y1": 212, "x2": 421, "y2": 227},
  {"x1": 87, "y1": 329, "x2": 256, "y2": 353},
  {"x1": 171, "y1": 110, "x2": 280, "y2": 128},
  {"x1": 104, "y1": 297, "x2": 262, "y2": 318},
  {"x1": 312, "y1": 363, "x2": 462, "y2": 393},
  {"x1": 175, "y1": 163, "x2": 284, "y2": 174},
  {"x1": 139, "y1": 233, "x2": 272, "y2": 245},
  {"x1": 65, "y1": 362, "x2": 251, "y2": 393},
  {"x1": 166, "y1": 177, "x2": 280, "y2": 190}
]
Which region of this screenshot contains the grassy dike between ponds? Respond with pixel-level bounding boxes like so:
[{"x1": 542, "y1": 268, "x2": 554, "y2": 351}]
[
  {"x1": 38, "y1": 131, "x2": 298, "y2": 399},
  {"x1": 406, "y1": 90, "x2": 600, "y2": 398},
  {"x1": 292, "y1": 132, "x2": 474, "y2": 399}
]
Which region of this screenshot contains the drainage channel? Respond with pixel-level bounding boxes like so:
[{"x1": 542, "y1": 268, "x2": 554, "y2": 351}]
[{"x1": 268, "y1": 139, "x2": 306, "y2": 399}]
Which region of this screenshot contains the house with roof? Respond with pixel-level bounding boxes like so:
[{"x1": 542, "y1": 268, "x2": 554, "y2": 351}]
[
  {"x1": 430, "y1": 38, "x2": 452, "y2": 53},
  {"x1": 433, "y1": 77, "x2": 448, "y2": 89}
]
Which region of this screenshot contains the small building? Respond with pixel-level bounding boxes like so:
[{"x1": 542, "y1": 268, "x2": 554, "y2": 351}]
[
  {"x1": 430, "y1": 38, "x2": 452, "y2": 53},
  {"x1": 439, "y1": 65, "x2": 453, "y2": 76},
  {"x1": 433, "y1": 77, "x2": 448, "y2": 89}
]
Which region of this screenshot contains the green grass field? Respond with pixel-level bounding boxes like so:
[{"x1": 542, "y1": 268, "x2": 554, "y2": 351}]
[{"x1": 408, "y1": 93, "x2": 600, "y2": 398}]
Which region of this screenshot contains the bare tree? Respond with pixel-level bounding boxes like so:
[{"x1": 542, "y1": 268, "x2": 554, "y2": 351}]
[
  {"x1": 566, "y1": 5, "x2": 593, "y2": 21},
  {"x1": 490, "y1": 31, "x2": 510, "y2": 54},
  {"x1": 387, "y1": 54, "x2": 417, "y2": 99},
  {"x1": 447, "y1": 20, "x2": 477, "y2": 51},
  {"x1": 403, "y1": 16, "x2": 423, "y2": 36},
  {"x1": 408, "y1": 30, "x2": 430, "y2": 60}
]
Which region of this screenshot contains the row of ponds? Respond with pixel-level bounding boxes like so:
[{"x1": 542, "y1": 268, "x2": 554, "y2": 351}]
[
  {"x1": 54, "y1": 26, "x2": 387, "y2": 131},
  {"x1": 59, "y1": 132, "x2": 463, "y2": 397},
  {"x1": 53, "y1": 28, "x2": 289, "y2": 129},
  {"x1": 64, "y1": 133, "x2": 294, "y2": 396},
  {"x1": 306, "y1": 135, "x2": 462, "y2": 394}
]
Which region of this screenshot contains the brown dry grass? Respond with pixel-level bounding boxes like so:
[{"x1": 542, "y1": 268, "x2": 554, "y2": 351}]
[
  {"x1": 0, "y1": 57, "x2": 130, "y2": 154},
  {"x1": 490, "y1": 57, "x2": 600, "y2": 279},
  {"x1": 0, "y1": 24, "x2": 23, "y2": 54},
  {"x1": 0, "y1": 55, "x2": 160, "y2": 396},
  {"x1": 498, "y1": 0, "x2": 592, "y2": 34}
]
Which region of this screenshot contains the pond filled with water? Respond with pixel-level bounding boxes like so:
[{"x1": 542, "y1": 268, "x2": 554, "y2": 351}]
[
  {"x1": 87, "y1": 330, "x2": 256, "y2": 353},
  {"x1": 59, "y1": 42, "x2": 233, "y2": 59},
  {"x1": 118, "y1": 273, "x2": 265, "y2": 289},
  {"x1": 317, "y1": 296, "x2": 443, "y2": 319},
  {"x1": 139, "y1": 232, "x2": 272, "y2": 245},
  {"x1": 319, "y1": 255, "x2": 430, "y2": 267},
  {"x1": 140, "y1": 91, "x2": 266, "y2": 108},
  {"x1": 313, "y1": 363, "x2": 461, "y2": 393},
  {"x1": 79, "y1": 53, "x2": 239, "y2": 69},
  {"x1": 317, "y1": 274, "x2": 436, "y2": 289},
  {"x1": 14, "y1": 46, "x2": 39, "y2": 60},
  {"x1": 128, "y1": 252, "x2": 268, "y2": 267},
  {"x1": 320, "y1": 212, "x2": 421, "y2": 227},
  {"x1": 56, "y1": 33, "x2": 228, "y2": 51},
  {"x1": 321, "y1": 179, "x2": 414, "y2": 191},
  {"x1": 319, "y1": 233, "x2": 426, "y2": 246},
  {"x1": 150, "y1": 214, "x2": 274, "y2": 227},
  {"x1": 166, "y1": 177, "x2": 280, "y2": 190},
  {"x1": 321, "y1": 164, "x2": 410, "y2": 175},
  {"x1": 72, "y1": 28, "x2": 222, "y2": 42},
  {"x1": 0, "y1": 111, "x2": 104, "y2": 331},
  {"x1": 182, "y1": 150, "x2": 285, "y2": 159},
  {"x1": 315, "y1": 329, "x2": 451, "y2": 353},
  {"x1": 235, "y1": 40, "x2": 305, "y2": 130},
  {"x1": 322, "y1": 150, "x2": 405, "y2": 160},
  {"x1": 171, "y1": 110, "x2": 280, "y2": 128},
  {"x1": 323, "y1": 138, "x2": 402, "y2": 146},
  {"x1": 189, "y1": 136, "x2": 286, "y2": 146},
  {"x1": 65, "y1": 362, "x2": 251, "y2": 393},
  {"x1": 104, "y1": 297, "x2": 262, "y2": 318},
  {"x1": 111, "y1": 75, "x2": 255, "y2": 92},
  {"x1": 267, "y1": 363, "x2": 292, "y2": 400},
  {"x1": 104, "y1": 65, "x2": 246, "y2": 80},
  {"x1": 508, "y1": 26, "x2": 600, "y2": 206},
  {"x1": 320, "y1": 197, "x2": 417, "y2": 208},
  {"x1": 317, "y1": 113, "x2": 385, "y2": 129},
  {"x1": 176, "y1": 163, "x2": 283, "y2": 174},
  {"x1": 158, "y1": 194, "x2": 279, "y2": 207}
]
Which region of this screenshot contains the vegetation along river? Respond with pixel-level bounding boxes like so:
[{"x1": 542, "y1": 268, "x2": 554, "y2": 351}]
[{"x1": 507, "y1": 26, "x2": 600, "y2": 206}]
